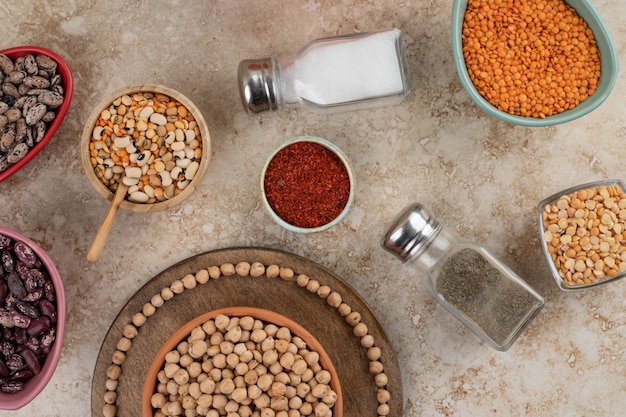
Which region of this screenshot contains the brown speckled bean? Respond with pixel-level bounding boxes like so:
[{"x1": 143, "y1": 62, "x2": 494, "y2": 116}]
[{"x1": 0, "y1": 53, "x2": 65, "y2": 174}]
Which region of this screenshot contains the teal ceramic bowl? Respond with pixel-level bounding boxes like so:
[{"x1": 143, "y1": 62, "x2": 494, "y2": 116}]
[{"x1": 451, "y1": 0, "x2": 618, "y2": 127}]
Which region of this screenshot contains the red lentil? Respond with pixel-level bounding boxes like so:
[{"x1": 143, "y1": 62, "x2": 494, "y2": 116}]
[
  {"x1": 462, "y1": 0, "x2": 601, "y2": 118},
  {"x1": 263, "y1": 141, "x2": 351, "y2": 229}
]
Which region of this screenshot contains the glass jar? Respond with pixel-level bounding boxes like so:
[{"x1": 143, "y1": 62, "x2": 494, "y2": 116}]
[
  {"x1": 237, "y1": 28, "x2": 410, "y2": 114},
  {"x1": 381, "y1": 203, "x2": 544, "y2": 351}
]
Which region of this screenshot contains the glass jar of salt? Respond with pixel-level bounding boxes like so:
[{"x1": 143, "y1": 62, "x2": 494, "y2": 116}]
[
  {"x1": 237, "y1": 28, "x2": 410, "y2": 114},
  {"x1": 381, "y1": 203, "x2": 544, "y2": 351}
]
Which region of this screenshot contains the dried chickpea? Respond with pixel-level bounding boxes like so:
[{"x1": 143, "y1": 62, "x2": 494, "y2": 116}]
[
  {"x1": 250, "y1": 262, "x2": 265, "y2": 277},
  {"x1": 123, "y1": 324, "x2": 139, "y2": 339},
  {"x1": 220, "y1": 263, "x2": 236, "y2": 276},
  {"x1": 208, "y1": 265, "x2": 222, "y2": 279},
  {"x1": 296, "y1": 274, "x2": 309, "y2": 287},
  {"x1": 111, "y1": 350, "x2": 126, "y2": 365},
  {"x1": 266, "y1": 264, "x2": 280, "y2": 278},
  {"x1": 182, "y1": 273, "x2": 197, "y2": 289},
  {"x1": 196, "y1": 269, "x2": 210, "y2": 284},
  {"x1": 279, "y1": 267, "x2": 294, "y2": 281},
  {"x1": 116, "y1": 337, "x2": 131, "y2": 352},
  {"x1": 236, "y1": 262, "x2": 251, "y2": 276}
]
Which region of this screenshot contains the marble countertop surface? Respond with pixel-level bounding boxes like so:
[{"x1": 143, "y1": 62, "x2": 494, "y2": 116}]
[{"x1": 1, "y1": 0, "x2": 626, "y2": 416}]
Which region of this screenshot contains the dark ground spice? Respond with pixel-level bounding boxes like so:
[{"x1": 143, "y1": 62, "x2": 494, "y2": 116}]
[
  {"x1": 263, "y1": 141, "x2": 351, "y2": 229},
  {"x1": 435, "y1": 248, "x2": 542, "y2": 346}
]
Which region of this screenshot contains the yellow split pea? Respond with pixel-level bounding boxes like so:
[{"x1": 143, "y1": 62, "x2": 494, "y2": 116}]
[
  {"x1": 462, "y1": 0, "x2": 601, "y2": 118},
  {"x1": 542, "y1": 185, "x2": 626, "y2": 287}
]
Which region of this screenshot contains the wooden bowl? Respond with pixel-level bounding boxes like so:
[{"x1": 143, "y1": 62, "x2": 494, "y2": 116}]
[
  {"x1": 142, "y1": 307, "x2": 343, "y2": 417},
  {"x1": 80, "y1": 84, "x2": 211, "y2": 212},
  {"x1": 0, "y1": 46, "x2": 74, "y2": 183}
]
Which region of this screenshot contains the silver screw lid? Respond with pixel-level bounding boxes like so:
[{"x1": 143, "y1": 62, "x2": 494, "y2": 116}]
[
  {"x1": 237, "y1": 57, "x2": 278, "y2": 114},
  {"x1": 381, "y1": 203, "x2": 442, "y2": 262}
]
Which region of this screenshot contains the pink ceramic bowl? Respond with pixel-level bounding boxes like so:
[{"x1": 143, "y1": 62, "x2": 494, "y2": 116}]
[
  {"x1": 0, "y1": 226, "x2": 66, "y2": 410},
  {"x1": 0, "y1": 46, "x2": 74, "y2": 183}
]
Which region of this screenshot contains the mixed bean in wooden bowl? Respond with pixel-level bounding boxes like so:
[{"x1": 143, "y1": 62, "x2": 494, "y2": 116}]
[{"x1": 81, "y1": 84, "x2": 211, "y2": 213}]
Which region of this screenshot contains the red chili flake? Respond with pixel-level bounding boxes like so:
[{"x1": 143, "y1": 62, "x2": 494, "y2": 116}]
[{"x1": 264, "y1": 141, "x2": 351, "y2": 229}]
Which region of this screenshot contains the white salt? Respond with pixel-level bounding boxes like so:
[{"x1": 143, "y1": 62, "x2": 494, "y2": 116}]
[{"x1": 280, "y1": 29, "x2": 406, "y2": 106}]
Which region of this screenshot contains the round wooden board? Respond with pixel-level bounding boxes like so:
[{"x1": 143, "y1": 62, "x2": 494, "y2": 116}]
[{"x1": 91, "y1": 247, "x2": 402, "y2": 417}]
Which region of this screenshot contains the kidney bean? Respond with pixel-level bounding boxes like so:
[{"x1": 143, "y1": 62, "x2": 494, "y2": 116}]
[
  {"x1": 39, "y1": 327, "x2": 55, "y2": 352},
  {"x1": 24, "y1": 336, "x2": 40, "y2": 355},
  {"x1": 20, "y1": 348, "x2": 40, "y2": 374},
  {"x1": 6, "y1": 272, "x2": 26, "y2": 299},
  {"x1": 0, "y1": 309, "x2": 12, "y2": 328},
  {"x1": 11, "y1": 369, "x2": 33, "y2": 382},
  {"x1": 23, "y1": 273, "x2": 38, "y2": 293},
  {"x1": 0, "y1": 250, "x2": 14, "y2": 272},
  {"x1": 24, "y1": 287, "x2": 43, "y2": 302},
  {"x1": 1, "y1": 380, "x2": 23, "y2": 393},
  {"x1": 5, "y1": 353, "x2": 23, "y2": 371},
  {"x1": 4, "y1": 292, "x2": 16, "y2": 310},
  {"x1": 0, "y1": 340, "x2": 14, "y2": 358},
  {"x1": 15, "y1": 299, "x2": 38, "y2": 319},
  {"x1": 0, "y1": 235, "x2": 11, "y2": 250},
  {"x1": 0, "y1": 282, "x2": 7, "y2": 305},
  {"x1": 26, "y1": 315, "x2": 49, "y2": 337},
  {"x1": 9, "y1": 310, "x2": 31, "y2": 329},
  {"x1": 13, "y1": 328, "x2": 28, "y2": 345},
  {"x1": 13, "y1": 241, "x2": 36, "y2": 268},
  {"x1": 0, "y1": 358, "x2": 8, "y2": 377},
  {"x1": 37, "y1": 299, "x2": 56, "y2": 324},
  {"x1": 14, "y1": 261, "x2": 28, "y2": 279},
  {"x1": 44, "y1": 279, "x2": 54, "y2": 302},
  {"x1": 1, "y1": 328, "x2": 11, "y2": 341}
]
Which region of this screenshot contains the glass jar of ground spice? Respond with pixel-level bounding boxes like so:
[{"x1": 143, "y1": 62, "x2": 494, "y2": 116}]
[
  {"x1": 382, "y1": 203, "x2": 544, "y2": 351},
  {"x1": 260, "y1": 136, "x2": 355, "y2": 233}
]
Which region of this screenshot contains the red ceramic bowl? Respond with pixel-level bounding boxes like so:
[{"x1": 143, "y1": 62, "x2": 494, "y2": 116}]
[
  {"x1": 0, "y1": 46, "x2": 74, "y2": 183},
  {"x1": 0, "y1": 226, "x2": 66, "y2": 410}
]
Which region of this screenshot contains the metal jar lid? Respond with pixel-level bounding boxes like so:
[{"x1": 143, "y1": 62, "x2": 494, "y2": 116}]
[
  {"x1": 237, "y1": 57, "x2": 278, "y2": 114},
  {"x1": 381, "y1": 203, "x2": 442, "y2": 263}
]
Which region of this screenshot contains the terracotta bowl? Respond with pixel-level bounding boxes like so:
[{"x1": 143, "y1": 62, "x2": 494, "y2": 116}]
[
  {"x1": 0, "y1": 226, "x2": 66, "y2": 410},
  {"x1": 142, "y1": 306, "x2": 343, "y2": 417},
  {"x1": 0, "y1": 46, "x2": 74, "y2": 183},
  {"x1": 80, "y1": 84, "x2": 211, "y2": 213}
]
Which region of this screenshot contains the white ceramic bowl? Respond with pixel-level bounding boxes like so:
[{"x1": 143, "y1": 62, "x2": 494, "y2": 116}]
[{"x1": 260, "y1": 136, "x2": 356, "y2": 233}]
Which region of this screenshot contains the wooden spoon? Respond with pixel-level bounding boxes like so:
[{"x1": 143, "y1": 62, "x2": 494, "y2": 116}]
[{"x1": 86, "y1": 180, "x2": 129, "y2": 262}]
